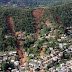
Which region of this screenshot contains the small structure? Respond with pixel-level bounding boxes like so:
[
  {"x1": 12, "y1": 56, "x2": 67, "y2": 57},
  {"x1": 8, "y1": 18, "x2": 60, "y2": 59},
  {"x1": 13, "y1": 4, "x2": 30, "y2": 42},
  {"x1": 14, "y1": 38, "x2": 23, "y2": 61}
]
[
  {"x1": 14, "y1": 61, "x2": 19, "y2": 67},
  {"x1": 29, "y1": 62, "x2": 38, "y2": 67}
]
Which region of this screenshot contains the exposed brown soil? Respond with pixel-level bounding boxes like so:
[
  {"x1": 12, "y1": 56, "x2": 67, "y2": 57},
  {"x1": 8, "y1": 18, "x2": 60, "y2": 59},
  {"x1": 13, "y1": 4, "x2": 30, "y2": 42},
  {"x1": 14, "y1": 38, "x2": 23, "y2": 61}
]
[
  {"x1": 40, "y1": 45, "x2": 45, "y2": 56},
  {"x1": 53, "y1": 29, "x2": 56, "y2": 34},
  {"x1": 56, "y1": 17, "x2": 62, "y2": 25},
  {"x1": 6, "y1": 16, "x2": 15, "y2": 36},
  {"x1": 15, "y1": 31, "x2": 23, "y2": 36},
  {"x1": 17, "y1": 38, "x2": 28, "y2": 65},
  {"x1": 32, "y1": 9, "x2": 44, "y2": 38},
  {"x1": 45, "y1": 20, "x2": 52, "y2": 27},
  {"x1": 6, "y1": 16, "x2": 28, "y2": 66}
]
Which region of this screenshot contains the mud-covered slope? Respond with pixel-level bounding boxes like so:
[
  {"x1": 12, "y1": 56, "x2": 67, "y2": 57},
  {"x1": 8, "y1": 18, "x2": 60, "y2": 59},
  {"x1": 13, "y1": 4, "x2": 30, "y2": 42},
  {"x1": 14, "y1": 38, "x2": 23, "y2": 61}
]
[
  {"x1": 0, "y1": 3, "x2": 72, "y2": 52},
  {"x1": 6, "y1": 15, "x2": 28, "y2": 66},
  {"x1": 32, "y1": 9, "x2": 44, "y2": 38},
  {"x1": 0, "y1": 3, "x2": 72, "y2": 34}
]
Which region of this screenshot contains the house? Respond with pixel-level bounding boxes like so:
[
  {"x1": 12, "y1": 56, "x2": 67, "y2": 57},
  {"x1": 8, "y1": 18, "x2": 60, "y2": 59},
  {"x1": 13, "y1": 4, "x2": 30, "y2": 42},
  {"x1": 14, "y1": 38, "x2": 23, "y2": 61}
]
[
  {"x1": 60, "y1": 63, "x2": 65, "y2": 67},
  {"x1": 43, "y1": 42, "x2": 48, "y2": 44},
  {"x1": 25, "y1": 52, "x2": 28, "y2": 56},
  {"x1": 50, "y1": 54, "x2": 54, "y2": 57},
  {"x1": 8, "y1": 67, "x2": 12, "y2": 71},
  {"x1": 11, "y1": 59, "x2": 14, "y2": 63},
  {"x1": 61, "y1": 37, "x2": 65, "y2": 40},
  {"x1": 46, "y1": 55, "x2": 51, "y2": 60},
  {"x1": 49, "y1": 66, "x2": 56, "y2": 72},
  {"x1": 8, "y1": 57, "x2": 11, "y2": 61},
  {"x1": 33, "y1": 59, "x2": 38, "y2": 62},
  {"x1": 23, "y1": 32, "x2": 25, "y2": 34},
  {"x1": 9, "y1": 51, "x2": 13, "y2": 55},
  {"x1": 33, "y1": 44, "x2": 36, "y2": 48},
  {"x1": 49, "y1": 41, "x2": 53, "y2": 43},
  {"x1": 9, "y1": 51, "x2": 17, "y2": 56},
  {"x1": 0, "y1": 52, "x2": 3, "y2": 56},
  {"x1": 37, "y1": 60, "x2": 43, "y2": 64},
  {"x1": 49, "y1": 47, "x2": 53, "y2": 50},
  {"x1": 11, "y1": 69, "x2": 18, "y2": 72},
  {"x1": 53, "y1": 57, "x2": 57, "y2": 62},
  {"x1": 29, "y1": 68, "x2": 33, "y2": 71},
  {"x1": 24, "y1": 62, "x2": 28, "y2": 66},
  {"x1": 14, "y1": 61, "x2": 19, "y2": 67},
  {"x1": 12, "y1": 51, "x2": 17, "y2": 56},
  {"x1": 59, "y1": 43, "x2": 64, "y2": 48},
  {"x1": 5, "y1": 35, "x2": 12, "y2": 38},
  {"x1": 3, "y1": 52, "x2": 7, "y2": 56},
  {"x1": 3, "y1": 56, "x2": 8, "y2": 61},
  {"x1": 29, "y1": 62, "x2": 38, "y2": 67},
  {"x1": 29, "y1": 54, "x2": 34, "y2": 57},
  {"x1": 58, "y1": 52, "x2": 63, "y2": 57},
  {"x1": 40, "y1": 55, "x2": 45, "y2": 59},
  {"x1": 11, "y1": 56, "x2": 15, "y2": 60},
  {"x1": 10, "y1": 56, "x2": 15, "y2": 63},
  {"x1": 42, "y1": 45, "x2": 47, "y2": 48},
  {"x1": 68, "y1": 45, "x2": 72, "y2": 50},
  {"x1": 40, "y1": 69, "x2": 45, "y2": 72},
  {"x1": 27, "y1": 35, "x2": 31, "y2": 38},
  {"x1": 43, "y1": 57, "x2": 48, "y2": 61},
  {"x1": 57, "y1": 39, "x2": 61, "y2": 42},
  {"x1": 19, "y1": 66, "x2": 25, "y2": 71},
  {"x1": 63, "y1": 43, "x2": 67, "y2": 46},
  {"x1": 0, "y1": 68, "x2": 1, "y2": 71}
]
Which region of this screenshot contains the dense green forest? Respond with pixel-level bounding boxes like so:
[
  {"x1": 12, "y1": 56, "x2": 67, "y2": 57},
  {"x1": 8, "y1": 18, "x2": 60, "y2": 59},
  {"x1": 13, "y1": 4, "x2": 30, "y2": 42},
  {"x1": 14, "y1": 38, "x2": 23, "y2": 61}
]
[
  {"x1": 0, "y1": 7, "x2": 35, "y2": 51},
  {"x1": 0, "y1": 3, "x2": 72, "y2": 51},
  {"x1": 42, "y1": 3, "x2": 72, "y2": 27},
  {"x1": 0, "y1": 0, "x2": 72, "y2": 8},
  {"x1": 0, "y1": 7, "x2": 35, "y2": 33}
]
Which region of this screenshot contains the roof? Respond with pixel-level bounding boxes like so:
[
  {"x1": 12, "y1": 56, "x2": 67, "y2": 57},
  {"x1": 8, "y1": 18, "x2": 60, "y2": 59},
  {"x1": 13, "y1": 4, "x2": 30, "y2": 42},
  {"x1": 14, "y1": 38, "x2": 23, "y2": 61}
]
[
  {"x1": 29, "y1": 62, "x2": 38, "y2": 67},
  {"x1": 68, "y1": 45, "x2": 72, "y2": 49},
  {"x1": 49, "y1": 47, "x2": 53, "y2": 50}
]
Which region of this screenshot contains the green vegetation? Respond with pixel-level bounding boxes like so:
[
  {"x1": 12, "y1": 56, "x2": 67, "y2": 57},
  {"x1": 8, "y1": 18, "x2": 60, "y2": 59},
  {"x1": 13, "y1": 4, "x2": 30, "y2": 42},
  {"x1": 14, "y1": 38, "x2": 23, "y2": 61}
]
[
  {"x1": 0, "y1": 3, "x2": 72, "y2": 53},
  {"x1": 0, "y1": 0, "x2": 72, "y2": 8},
  {"x1": 0, "y1": 7, "x2": 35, "y2": 51},
  {"x1": 0, "y1": 7, "x2": 36, "y2": 33},
  {"x1": 0, "y1": 37, "x2": 17, "y2": 51},
  {"x1": 50, "y1": 3, "x2": 72, "y2": 27},
  {"x1": 1, "y1": 63, "x2": 15, "y2": 72}
]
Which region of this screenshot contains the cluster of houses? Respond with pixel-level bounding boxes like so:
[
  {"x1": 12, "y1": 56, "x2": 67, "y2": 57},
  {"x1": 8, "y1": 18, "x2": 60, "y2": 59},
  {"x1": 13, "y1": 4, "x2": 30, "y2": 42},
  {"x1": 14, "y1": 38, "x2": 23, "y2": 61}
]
[
  {"x1": 1, "y1": 42, "x2": 72, "y2": 72},
  {"x1": 1, "y1": 26, "x2": 72, "y2": 72},
  {"x1": 5, "y1": 31, "x2": 34, "y2": 40},
  {"x1": 49, "y1": 60, "x2": 72, "y2": 72}
]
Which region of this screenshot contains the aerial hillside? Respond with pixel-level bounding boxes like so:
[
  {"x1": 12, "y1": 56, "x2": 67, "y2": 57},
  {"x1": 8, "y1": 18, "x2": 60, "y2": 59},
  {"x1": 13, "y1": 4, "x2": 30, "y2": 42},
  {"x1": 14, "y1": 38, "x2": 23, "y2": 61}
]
[
  {"x1": 0, "y1": 3, "x2": 72, "y2": 71},
  {"x1": 0, "y1": 3, "x2": 72, "y2": 52}
]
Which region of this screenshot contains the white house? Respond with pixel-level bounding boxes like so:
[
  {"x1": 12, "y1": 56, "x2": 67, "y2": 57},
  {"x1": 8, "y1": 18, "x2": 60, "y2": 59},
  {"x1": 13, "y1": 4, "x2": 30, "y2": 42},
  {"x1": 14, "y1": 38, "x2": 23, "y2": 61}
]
[
  {"x1": 59, "y1": 43, "x2": 64, "y2": 48},
  {"x1": 11, "y1": 69, "x2": 18, "y2": 72},
  {"x1": 29, "y1": 54, "x2": 34, "y2": 57},
  {"x1": 19, "y1": 66, "x2": 25, "y2": 71},
  {"x1": 11, "y1": 59, "x2": 15, "y2": 63},
  {"x1": 3, "y1": 56, "x2": 7, "y2": 61},
  {"x1": 40, "y1": 55, "x2": 45, "y2": 59},
  {"x1": 29, "y1": 62, "x2": 38, "y2": 67},
  {"x1": 49, "y1": 47, "x2": 53, "y2": 50},
  {"x1": 14, "y1": 61, "x2": 19, "y2": 67}
]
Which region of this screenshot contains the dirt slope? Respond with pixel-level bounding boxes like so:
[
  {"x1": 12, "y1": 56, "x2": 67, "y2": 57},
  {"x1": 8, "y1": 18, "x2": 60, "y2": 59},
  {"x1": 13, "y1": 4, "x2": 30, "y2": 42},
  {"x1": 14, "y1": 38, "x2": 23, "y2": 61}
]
[
  {"x1": 6, "y1": 15, "x2": 28, "y2": 66},
  {"x1": 32, "y1": 9, "x2": 44, "y2": 38},
  {"x1": 6, "y1": 15, "x2": 15, "y2": 36}
]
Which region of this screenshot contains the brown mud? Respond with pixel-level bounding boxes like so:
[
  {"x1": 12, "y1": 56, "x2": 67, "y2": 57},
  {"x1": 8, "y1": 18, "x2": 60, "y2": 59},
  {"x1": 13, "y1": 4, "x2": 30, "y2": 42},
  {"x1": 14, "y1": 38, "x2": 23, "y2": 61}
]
[
  {"x1": 6, "y1": 15, "x2": 28, "y2": 66},
  {"x1": 32, "y1": 9, "x2": 44, "y2": 38}
]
